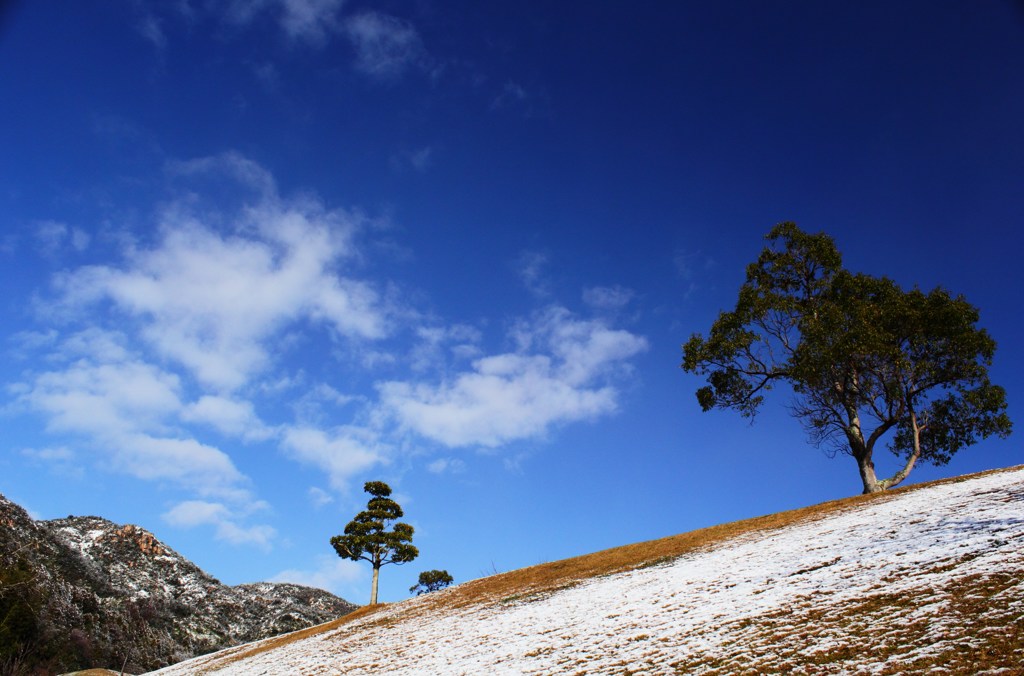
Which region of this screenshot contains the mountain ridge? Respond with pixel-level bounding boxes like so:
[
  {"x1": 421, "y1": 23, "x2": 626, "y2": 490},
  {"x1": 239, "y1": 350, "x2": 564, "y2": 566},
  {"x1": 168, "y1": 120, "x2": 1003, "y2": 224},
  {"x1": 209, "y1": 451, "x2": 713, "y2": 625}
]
[{"x1": 0, "y1": 495, "x2": 356, "y2": 675}]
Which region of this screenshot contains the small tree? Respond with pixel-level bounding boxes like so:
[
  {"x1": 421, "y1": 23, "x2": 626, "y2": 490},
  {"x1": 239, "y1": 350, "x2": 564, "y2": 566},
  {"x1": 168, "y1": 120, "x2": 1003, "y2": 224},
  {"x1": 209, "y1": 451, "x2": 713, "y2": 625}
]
[
  {"x1": 331, "y1": 481, "x2": 418, "y2": 605},
  {"x1": 409, "y1": 569, "x2": 454, "y2": 596},
  {"x1": 682, "y1": 223, "x2": 1012, "y2": 494}
]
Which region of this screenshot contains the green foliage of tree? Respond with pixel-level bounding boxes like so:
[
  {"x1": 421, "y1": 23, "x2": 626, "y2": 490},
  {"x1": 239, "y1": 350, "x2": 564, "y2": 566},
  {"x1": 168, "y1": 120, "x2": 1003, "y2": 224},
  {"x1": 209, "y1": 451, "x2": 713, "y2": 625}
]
[
  {"x1": 331, "y1": 481, "x2": 418, "y2": 605},
  {"x1": 409, "y1": 569, "x2": 454, "y2": 596},
  {"x1": 682, "y1": 222, "x2": 1012, "y2": 494}
]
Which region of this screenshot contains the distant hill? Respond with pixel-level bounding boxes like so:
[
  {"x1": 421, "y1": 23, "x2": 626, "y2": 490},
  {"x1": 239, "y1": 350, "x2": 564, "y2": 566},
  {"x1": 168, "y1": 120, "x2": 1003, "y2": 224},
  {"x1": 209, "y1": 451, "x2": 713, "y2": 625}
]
[
  {"x1": 155, "y1": 466, "x2": 1024, "y2": 675},
  {"x1": 0, "y1": 495, "x2": 356, "y2": 675}
]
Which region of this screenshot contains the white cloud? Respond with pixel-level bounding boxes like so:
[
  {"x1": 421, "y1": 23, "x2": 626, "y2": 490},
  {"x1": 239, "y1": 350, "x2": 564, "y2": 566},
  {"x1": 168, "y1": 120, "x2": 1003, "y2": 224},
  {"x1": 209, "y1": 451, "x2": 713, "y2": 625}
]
[
  {"x1": 344, "y1": 11, "x2": 426, "y2": 79},
  {"x1": 163, "y1": 499, "x2": 229, "y2": 527},
  {"x1": 182, "y1": 395, "x2": 274, "y2": 441},
  {"x1": 114, "y1": 434, "x2": 244, "y2": 496},
  {"x1": 271, "y1": 553, "x2": 364, "y2": 595},
  {"x1": 12, "y1": 154, "x2": 404, "y2": 524},
  {"x1": 51, "y1": 154, "x2": 390, "y2": 391},
  {"x1": 12, "y1": 330, "x2": 252, "y2": 501},
  {"x1": 23, "y1": 355, "x2": 183, "y2": 438},
  {"x1": 378, "y1": 306, "x2": 648, "y2": 448},
  {"x1": 163, "y1": 499, "x2": 275, "y2": 549},
  {"x1": 280, "y1": 425, "x2": 385, "y2": 489},
  {"x1": 11, "y1": 149, "x2": 650, "y2": 539},
  {"x1": 59, "y1": 327, "x2": 132, "y2": 363}
]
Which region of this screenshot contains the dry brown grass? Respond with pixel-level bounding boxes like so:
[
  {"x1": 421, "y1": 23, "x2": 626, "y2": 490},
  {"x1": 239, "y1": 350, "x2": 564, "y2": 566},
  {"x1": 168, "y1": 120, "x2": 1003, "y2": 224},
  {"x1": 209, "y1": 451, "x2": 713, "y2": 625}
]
[
  {"x1": 185, "y1": 464, "x2": 1024, "y2": 674},
  {"x1": 193, "y1": 604, "x2": 390, "y2": 673},
  {"x1": 419, "y1": 464, "x2": 1022, "y2": 615}
]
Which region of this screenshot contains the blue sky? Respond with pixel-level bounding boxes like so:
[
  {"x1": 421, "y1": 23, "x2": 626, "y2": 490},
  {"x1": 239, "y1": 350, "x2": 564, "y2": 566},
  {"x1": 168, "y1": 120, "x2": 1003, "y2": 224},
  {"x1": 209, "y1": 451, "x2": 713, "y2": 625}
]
[{"x1": 1, "y1": 1, "x2": 1021, "y2": 605}]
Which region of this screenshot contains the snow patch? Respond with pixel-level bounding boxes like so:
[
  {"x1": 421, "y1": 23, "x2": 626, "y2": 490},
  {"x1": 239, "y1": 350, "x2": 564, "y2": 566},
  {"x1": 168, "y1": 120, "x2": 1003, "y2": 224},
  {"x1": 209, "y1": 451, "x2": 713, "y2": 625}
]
[{"x1": 156, "y1": 469, "x2": 1024, "y2": 675}]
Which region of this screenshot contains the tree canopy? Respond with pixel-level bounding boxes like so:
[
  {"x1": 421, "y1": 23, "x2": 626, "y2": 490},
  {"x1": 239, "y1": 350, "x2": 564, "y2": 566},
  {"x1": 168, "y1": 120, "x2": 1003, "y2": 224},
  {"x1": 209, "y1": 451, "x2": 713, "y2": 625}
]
[
  {"x1": 682, "y1": 223, "x2": 1011, "y2": 494},
  {"x1": 409, "y1": 569, "x2": 454, "y2": 596},
  {"x1": 331, "y1": 481, "x2": 418, "y2": 605}
]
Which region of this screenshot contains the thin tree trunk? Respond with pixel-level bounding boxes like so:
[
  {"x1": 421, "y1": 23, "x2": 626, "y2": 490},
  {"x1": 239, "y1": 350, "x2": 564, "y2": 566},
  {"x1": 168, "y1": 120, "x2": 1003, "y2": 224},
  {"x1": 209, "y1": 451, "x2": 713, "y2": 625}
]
[
  {"x1": 848, "y1": 417, "x2": 883, "y2": 494},
  {"x1": 370, "y1": 566, "x2": 380, "y2": 605},
  {"x1": 857, "y1": 455, "x2": 884, "y2": 494},
  {"x1": 875, "y1": 409, "x2": 922, "y2": 491},
  {"x1": 875, "y1": 452, "x2": 919, "y2": 491}
]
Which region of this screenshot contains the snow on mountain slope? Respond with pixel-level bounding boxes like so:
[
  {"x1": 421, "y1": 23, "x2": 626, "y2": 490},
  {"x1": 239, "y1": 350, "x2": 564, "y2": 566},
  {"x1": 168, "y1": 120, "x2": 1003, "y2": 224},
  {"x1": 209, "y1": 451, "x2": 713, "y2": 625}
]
[{"x1": 154, "y1": 467, "x2": 1024, "y2": 675}]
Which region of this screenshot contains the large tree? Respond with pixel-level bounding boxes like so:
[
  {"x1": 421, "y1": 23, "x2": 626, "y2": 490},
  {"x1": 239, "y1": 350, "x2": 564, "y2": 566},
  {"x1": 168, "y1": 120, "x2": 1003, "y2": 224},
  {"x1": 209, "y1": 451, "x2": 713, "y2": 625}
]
[
  {"x1": 331, "y1": 481, "x2": 418, "y2": 605},
  {"x1": 682, "y1": 223, "x2": 1011, "y2": 494}
]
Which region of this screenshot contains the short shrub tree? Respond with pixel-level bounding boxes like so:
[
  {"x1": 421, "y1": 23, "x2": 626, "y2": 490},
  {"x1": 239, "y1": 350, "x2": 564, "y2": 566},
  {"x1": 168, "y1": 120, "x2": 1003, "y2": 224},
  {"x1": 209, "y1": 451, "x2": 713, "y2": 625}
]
[{"x1": 410, "y1": 569, "x2": 454, "y2": 596}]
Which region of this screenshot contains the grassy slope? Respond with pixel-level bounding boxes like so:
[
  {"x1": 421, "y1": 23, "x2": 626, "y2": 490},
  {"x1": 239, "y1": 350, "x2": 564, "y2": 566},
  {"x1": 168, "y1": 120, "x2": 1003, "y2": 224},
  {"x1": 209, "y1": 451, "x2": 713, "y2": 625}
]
[{"x1": 163, "y1": 465, "x2": 1024, "y2": 674}]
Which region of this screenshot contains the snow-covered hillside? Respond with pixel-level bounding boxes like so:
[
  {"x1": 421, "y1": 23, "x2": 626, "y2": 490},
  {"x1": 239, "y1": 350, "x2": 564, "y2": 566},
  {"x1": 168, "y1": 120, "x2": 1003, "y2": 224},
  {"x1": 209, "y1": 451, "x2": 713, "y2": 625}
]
[{"x1": 154, "y1": 467, "x2": 1024, "y2": 675}]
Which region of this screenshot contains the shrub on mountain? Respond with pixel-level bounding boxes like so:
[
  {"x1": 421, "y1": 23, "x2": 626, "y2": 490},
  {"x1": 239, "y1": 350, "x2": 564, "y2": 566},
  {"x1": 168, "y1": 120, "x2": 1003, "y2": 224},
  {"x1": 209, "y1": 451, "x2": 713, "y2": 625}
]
[{"x1": 410, "y1": 569, "x2": 454, "y2": 596}]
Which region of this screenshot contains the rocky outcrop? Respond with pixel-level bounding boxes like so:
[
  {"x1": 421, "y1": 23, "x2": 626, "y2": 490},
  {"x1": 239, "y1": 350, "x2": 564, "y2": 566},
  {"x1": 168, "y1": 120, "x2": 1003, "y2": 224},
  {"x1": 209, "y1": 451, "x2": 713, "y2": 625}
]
[{"x1": 0, "y1": 494, "x2": 356, "y2": 675}]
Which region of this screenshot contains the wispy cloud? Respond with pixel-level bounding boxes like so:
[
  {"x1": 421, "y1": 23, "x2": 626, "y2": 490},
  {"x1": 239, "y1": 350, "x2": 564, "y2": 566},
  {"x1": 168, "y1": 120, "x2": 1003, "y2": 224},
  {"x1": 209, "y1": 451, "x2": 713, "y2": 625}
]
[
  {"x1": 343, "y1": 11, "x2": 427, "y2": 80},
  {"x1": 491, "y1": 80, "x2": 528, "y2": 110},
  {"x1": 131, "y1": 2, "x2": 442, "y2": 86},
  {"x1": 307, "y1": 486, "x2": 335, "y2": 508},
  {"x1": 279, "y1": 0, "x2": 344, "y2": 45},
  {"x1": 33, "y1": 220, "x2": 90, "y2": 258},
  {"x1": 21, "y1": 446, "x2": 84, "y2": 479},
  {"x1": 11, "y1": 349, "x2": 252, "y2": 501},
  {"x1": 280, "y1": 425, "x2": 386, "y2": 490},
  {"x1": 427, "y1": 457, "x2": 466, "y2": 474},
  {"x1": 490, "y1": 81, "x2": 550, "y2": 118},
  {"x1": 271, "y1": 553, "x2": 364, "y2": 595},
  {"x1": 51, "y1": 154, "x2": 389, "y2": 392},
  {"x1": 408, "y1": 324, "x2": 482, "y2": 373},
  {"x1": 391, "y1": 146, "x2": 435, "y2": 173},
  {"x1": 163, "y1": 499, "x2": 276, "y2": 549},
  {"x1": 378, "y1": 306, "x2": 648, "y2": 448},
  {"x1": 514, "y1": 250, "x2": 551, "y2": 298},
  {"x1": 10, "y1": 152, "x2": 394, "y2": 544},
  {"x1": 10, "y1": 152, "x2": 650, "y2": 548},
  {"x1": 672, "y1": 248, "x2": 713, "y2": 299},
  {"x1": 136, "y1": 0, "x2": 345, "y2": 49},
  {"x1": 136, "y1": 12, "x2": 167, "y2": 50},
  {"x1": 181, "y1": 395, "x2": 274, "y2": 441},
  {"x1": 583, "y1": 285, "x2": 635, "y2": 313}
]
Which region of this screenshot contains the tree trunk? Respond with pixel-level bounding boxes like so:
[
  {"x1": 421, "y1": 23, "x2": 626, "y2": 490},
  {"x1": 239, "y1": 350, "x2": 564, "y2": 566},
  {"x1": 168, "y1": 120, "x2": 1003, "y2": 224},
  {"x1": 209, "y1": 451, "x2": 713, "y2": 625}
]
[
  {"x1": 860, "y1": 409, "x2": 922, "y2": 493},
  {"x1": 857, "y1": 455, "x2": 884, "y2": 494},
  {"x1": 857, "y1": 446, "x2": 921, "y2": 494},
  {"x1": 370, "y1": 565, "x2": 380, "y2": 605}
]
